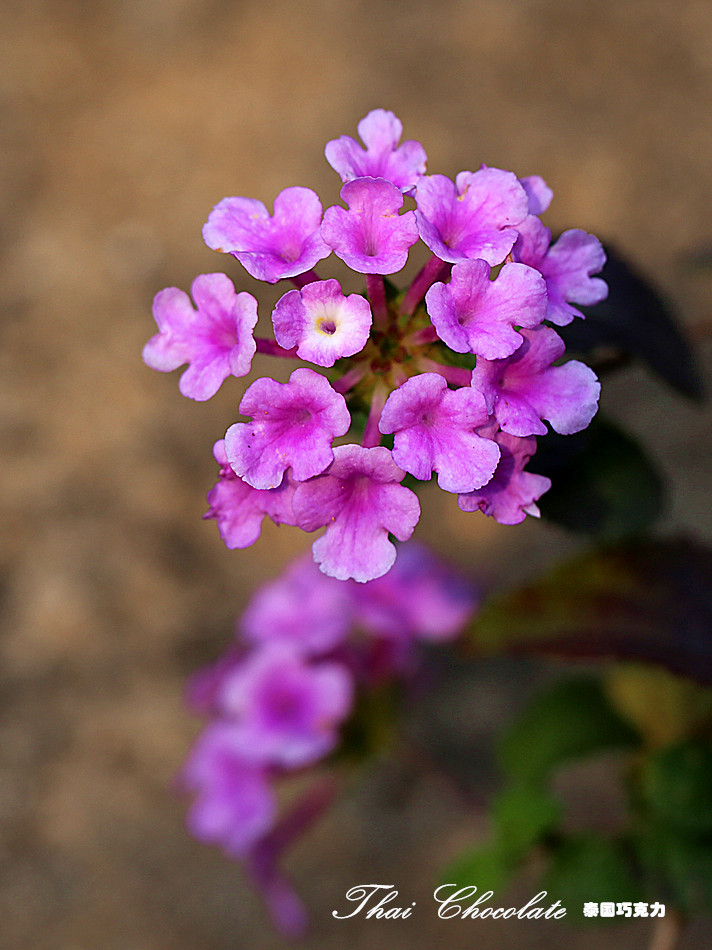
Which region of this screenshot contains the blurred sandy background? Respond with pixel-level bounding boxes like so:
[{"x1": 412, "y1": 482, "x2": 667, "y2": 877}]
[{"x1": 1, "y1": 1, "x2": 711, "y2": 947}]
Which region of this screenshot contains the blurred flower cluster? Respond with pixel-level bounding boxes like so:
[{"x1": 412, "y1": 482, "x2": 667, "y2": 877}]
[
  {"x1": 143, "y1": 109, "x2": 606, "y2": 583},
  {"x1": 180, "y1": 543, "x2": 478, "y2": 934}
]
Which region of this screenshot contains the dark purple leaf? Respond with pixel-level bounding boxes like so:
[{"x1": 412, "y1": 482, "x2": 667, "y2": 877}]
[
  {"x1": 560, "y1": 245, "x2": 704, "y2": 400},
  {"x1": 468, "y1": 539, "x2": 712, "y2": 684},
  {"x1": 531, "y1": 417, "x2": 666, "y2": 540}
]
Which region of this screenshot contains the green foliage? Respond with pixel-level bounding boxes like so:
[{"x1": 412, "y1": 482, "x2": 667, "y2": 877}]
[
  {"x1": 428, "y1": 342, "x2": 477, "y2": 370},
  {"x1": 443, "y1": 678, "x2": 634, "y2": 899},
  {"x1": 542, "y1": 835, "x2": 640, "y2": 913},
  {"x1": 635, "y1": 741, "x2": 712, "y2": 913},
  {"x1": 443, "y1": 842, "x2": 514, "y2": 893},
  {"x1": 499, "y1": 677, "x2": 637, "y2": 786},
  {"x1": 637, "y1": 823, "x2": 712, "y2": 911},
  {"x1": 444, "y1": 669, "x2": 712, "y2": 922},
  {"x1": 492, "y1": 784, "x2": 561, "y2": 855},
  {"x1": 605, "y1": 665, "x2": 712, "y2": 748},
  {"x1": 640, "y1": 742, "x2": 712, "y2": 835},
  {"x1": 442, "y1": 784, "x2": 560, "y2": 893},
  {"x1": 335, "y1": 681, "x2": 400, "y2": 763}
]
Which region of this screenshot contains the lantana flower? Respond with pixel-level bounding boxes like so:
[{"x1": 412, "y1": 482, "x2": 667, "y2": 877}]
[
  {"x1": 513, "y1": 215, "x2": 608, "y2": 325},
  {"x1": 204, "y1": 440, "x2": 296, "y2": 549},
  {"x1": 271, "y1": 278, "x2": 372, "y2": 366},
  {"x1": 458, "y1": 427, "x2": 552, "y2": 524},
  {"x1": 181, "y1": 722, "x2": 276, "y2": 857},
  {"x1": 470, "y1": 325, "x2": 601, "y2": 437},
  {"x1": 180, "y1": 541, "x2": 478, "y2": 933},
  {"x1": 225, "y1": 368, "x2": 350, "y2": 489},
  {"x1": 378, "y1": 373, "x2": 500, "y2": 493},
  {"x1": 321, "y1": 177, "x2": 419, "y2": 274},
  {"x1": 519, "y1": 174, "x2": 554, "y2": 216},
  {"x1": 145, "y1": 108, "x2": 606, "y2": 582},
  {"x1": 219, "y1": 645, "x2": 353, "y2": 768},
  {"x1": 352, "y1": 541, "x2": 478, "y2": 642},
  {"x1": 325, "y1": 107, "x2": 427, "y2": 193},
  {"x1": 143, "y1": 273, "x2": 258, "y2": 400},
  {"x1": 202, "y1": 186, "x2": 331, "y2": 283},
  {"x1": 414, "y1": 167, "x2": 530, "y2": 265},
  {"x1": 240, "y1": 554, "x2": 353, "y2": 655},
  {"x1": 148, "y1": 111, "x2": 613, "y2": 938},
  {"x1": 292, "y1": 445, "x2": 421, "y2": 583},
  {"x1": 425, "y1": 258, "x2": 547, "y2": 359}
]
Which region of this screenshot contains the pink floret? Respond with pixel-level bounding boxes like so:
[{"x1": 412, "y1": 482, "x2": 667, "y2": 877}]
[
  {"x1": 292, "y1": 445, "x2": 421, "y2": 583},
  {"x1": 325, "y1": 108, "x2": 427, "y2": 193},
  {"x1": 203, "y1": 187, "x2": 331, "y2": 283},
  {"x1": 142, "y1": 273, "x2": 258, "y2": 400},
  {"x1": 225, "y1": 368, "x2": 351, "y2": 490},
  {"x1": 470, "y1": 326, "x2": 601, "y2": 437}
]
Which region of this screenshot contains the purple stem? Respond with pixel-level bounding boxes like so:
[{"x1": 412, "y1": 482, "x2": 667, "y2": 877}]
[
  {"x1": 401, "y1": 255, "x2": 450, "y2": 315},
  {"x1": 289, "y1": 270, "x2": 320, "y2": 288},
  {"x1": 246, "y1": 775, "x2": 340, "y2": 938},
  {"x1": 418, "y1": 357, "x2": 473, "y2": 387},
  {"x1": 256, "y1": 775, "x2": 339, "y2": 859},
  {"x1": 403, "y1": 325, "x2": 438, "y2": 347},
  {"x1": 332, "y1": 363, "x2": 367, "y2": 394},
  {"x1": 366, "y1": 274, "x2": 388, "y2": 328},
  {"x1": 256, "y1": 337, "x2": 299, "y2": 358},
  {"x1": 391, "y1": 365, "x2": 408, "y2": 388},
  {"x1": 362, "y1": 385, "x2": 388, "y2": 447}
]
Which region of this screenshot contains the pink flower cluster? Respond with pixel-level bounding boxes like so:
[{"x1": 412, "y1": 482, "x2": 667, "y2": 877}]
[
  {"x1": 144, "y1": 109, "x2": 606, "y2": 582},
  {"x1": 180, "y1": 543, "x2": 477, "y2": 934}
]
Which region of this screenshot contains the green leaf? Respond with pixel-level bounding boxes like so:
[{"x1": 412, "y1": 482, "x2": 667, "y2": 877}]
[
  {"x1": 635, "y1": 743, "x2": 712, "y2": 911},
  {"x1": 334, "y1": 682, "x2": 400, "y2": 763},
  {"x1": 344, "y1": 406, "x2": 368, "y2": 441},
  {"x1": 499, "y1": 677, "x2": 637, "y2": 786},
  {"x1": 637, "y1": 824, "x2": 712, "y2": 911},
  {"x1": 531, "y1": 418, "x2": 665, "y2": 541},
  {"x1": 468, "y1": 538, "x2": 712, "y2": 686},
  {"x1": 442, "y1": 843, "x2": 514, "y2": 894},
  {"x1": 543, "y1": 835, "x2": 640, "y2": 915},
  {"x1": 428, "y1": 342, "x2": 477, "y2": 370},
  {"x1": 640, "y1": 741, "x2": 712, "y2": 835},
  {"x1": 382, "y1": 276, "x2": 402, "y2": 305},
  {"x1": 443, "y1": 785, "x2": 560, "y2": 898},
  {"x1": 401, "y1": 469, "x2": 436, "y2": 492},
  {"x1": 605, "y1": 665, "x2": 712, "y2": 748},
  {"x1": 492, "y1": 784, "x2": 561, "y2": 855}
]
